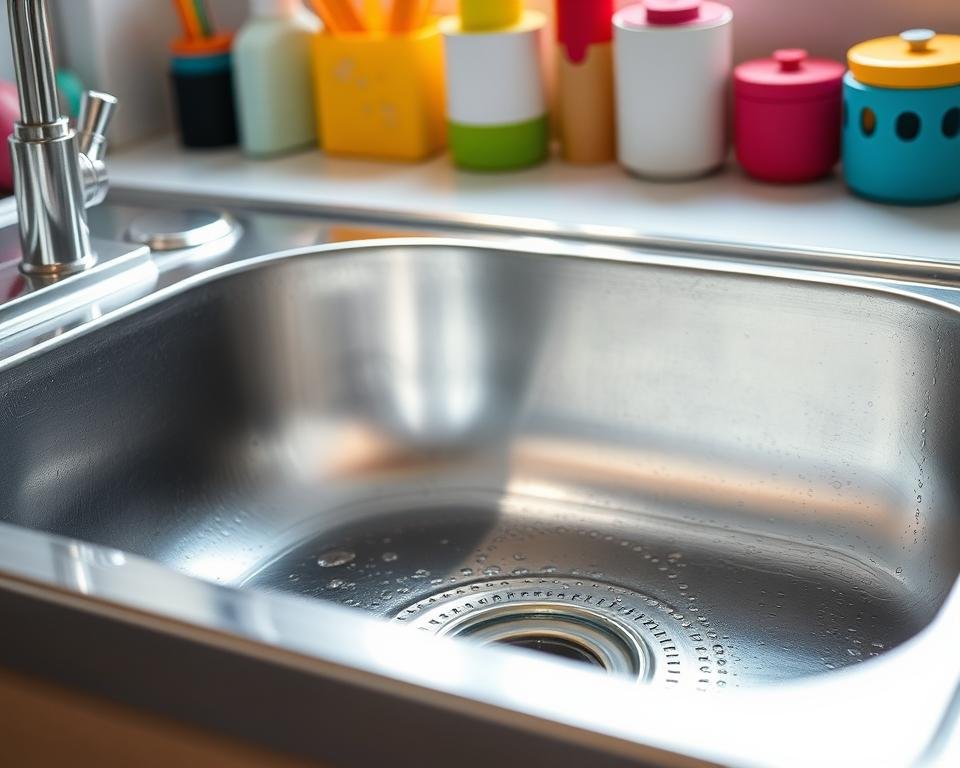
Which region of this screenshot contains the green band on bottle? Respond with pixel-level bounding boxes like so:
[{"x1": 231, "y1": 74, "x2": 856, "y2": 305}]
[{"x1": 448, "y1": 115, "x2": 549, "y2": 171}]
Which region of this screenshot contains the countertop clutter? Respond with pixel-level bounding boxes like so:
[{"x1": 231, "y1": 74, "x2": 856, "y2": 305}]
[
  {"x1": 136, "y1": 0, "x2": 960, "y2": 264},
  {"x1": 162, "y1": 1, "x2": 960, "y2": 202}
]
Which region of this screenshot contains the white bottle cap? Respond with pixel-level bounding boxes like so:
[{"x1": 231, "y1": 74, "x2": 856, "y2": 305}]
[{"x1": 250, "y1": 0, "x2": 301, "y2": 17}]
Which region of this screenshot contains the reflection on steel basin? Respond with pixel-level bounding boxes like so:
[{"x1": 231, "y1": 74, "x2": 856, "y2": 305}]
[{"x1": 1, "y1": 240, "x2": 957, "y2": 695}]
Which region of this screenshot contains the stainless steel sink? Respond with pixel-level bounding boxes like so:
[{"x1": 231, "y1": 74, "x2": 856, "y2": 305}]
[{"x1": 1, "y1": 196, "x2": 959, "y2": 767}]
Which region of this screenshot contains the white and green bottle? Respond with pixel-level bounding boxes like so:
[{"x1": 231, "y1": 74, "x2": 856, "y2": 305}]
[{"x1": 233, "y1": 0, "x2": 317, "y2": 157}]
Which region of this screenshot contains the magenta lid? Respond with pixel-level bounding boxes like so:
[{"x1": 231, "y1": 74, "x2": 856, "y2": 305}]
[
  {"x1": 617, "y1": 0, "x2": 731, "y2": 29},
  {"x1": 735, "y1": 49, "x2": 845, "y2": 100}
]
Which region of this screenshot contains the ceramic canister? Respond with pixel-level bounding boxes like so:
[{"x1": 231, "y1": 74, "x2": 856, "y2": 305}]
[
  {"x1": 843, "y1": 29, "x2": 960, "y2": 205},
  {"x1": 735, "y1": 49, "x2": 845, "y2": 183},
  {"x1": 556, "y1": 0, "x2": 615, "y2": 164},
  {"x1": 614, "y1": 0, "x2": 733, "y2": 179},
  {"x1": 440, "y1": 11, "x2": 549, "y2": 171}
]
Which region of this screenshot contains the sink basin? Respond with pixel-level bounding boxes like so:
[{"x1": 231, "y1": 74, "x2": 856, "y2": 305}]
[{"x1": 2, "y1": 204, "x2": 960, "y2": 766}]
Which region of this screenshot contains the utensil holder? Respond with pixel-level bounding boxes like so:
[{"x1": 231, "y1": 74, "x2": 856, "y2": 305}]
[
  {"x1": 170, "y1": 35, "x2": 238, "y2": 149},
  {"x1": 312, "y1": 27, "x2": 446, "y2": 162}
]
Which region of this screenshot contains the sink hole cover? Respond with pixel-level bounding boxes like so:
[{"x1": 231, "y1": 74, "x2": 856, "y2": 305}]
[
  {"x1": 125, "y1": 208, "x2": 238, "y2": 251},
  {"x1": 393, "y1": 577, "x2": 735, "y2": 690}
]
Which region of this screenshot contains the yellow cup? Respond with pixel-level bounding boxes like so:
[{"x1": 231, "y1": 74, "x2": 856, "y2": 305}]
[
  {"x1": 459, "y1": 0, "x2": 523, "y2": 32},
  {"x1": 313, "y1": 28, "x2": 446, "y2": 162}
]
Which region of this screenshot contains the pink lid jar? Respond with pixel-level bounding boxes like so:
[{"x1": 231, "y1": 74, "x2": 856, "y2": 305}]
[{"x1": 735, "y1": 49, "x2": 845, "y2": 183}]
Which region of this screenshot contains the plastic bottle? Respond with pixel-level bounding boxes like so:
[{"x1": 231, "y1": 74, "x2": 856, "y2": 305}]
[
  {"x1": 556, "y1": 0, "x2": 615, "y2": 164},
  {"x1": 233, "y1": 0, "x2": 317, "y2": 157}
]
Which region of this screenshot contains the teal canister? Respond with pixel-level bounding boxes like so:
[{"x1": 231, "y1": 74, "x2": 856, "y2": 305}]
[
  {"x1": 233, "y1": 0, "x2": 317, "y2": 157},
  {"x1": 843, "y1": 29, "x2": 960, "y2": 205}
]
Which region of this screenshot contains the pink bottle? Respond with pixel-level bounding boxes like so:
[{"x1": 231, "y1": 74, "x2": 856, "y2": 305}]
[{"x1": 735, "y1": 49, "x2": 844, "y2": 183}]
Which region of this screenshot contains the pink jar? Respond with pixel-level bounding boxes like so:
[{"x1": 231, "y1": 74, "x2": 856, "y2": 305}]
[{"x1": 735, "y1": 49, "x2": 844, "y2": 183}]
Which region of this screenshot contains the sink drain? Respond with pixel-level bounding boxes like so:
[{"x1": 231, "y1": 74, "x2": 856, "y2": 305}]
[
  {"x1": 394, "y1": 577, "x2": 734, "y2": 690},
  {"x1": 442, "y1": 601, "x2": 649, "y2": 679}
]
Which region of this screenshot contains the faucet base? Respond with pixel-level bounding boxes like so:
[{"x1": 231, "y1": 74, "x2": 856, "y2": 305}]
[
  {"x1": 9, "y1": 123, "x2": 95, "y2": 275},
  {"x1": 0, "y1": 237, "x2": 153, "y2": 340}
]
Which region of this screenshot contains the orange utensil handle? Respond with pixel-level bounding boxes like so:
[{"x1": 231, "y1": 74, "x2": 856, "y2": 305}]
[
  {"x1": 172, "y1": 0, "x2": 203, "y2": 39},
  {"x1": 310, "y1": 0, "x2": 367, "y2": 34},
  {"x1": 389, "y1": 0, "x2": 422, "y2": 33}
]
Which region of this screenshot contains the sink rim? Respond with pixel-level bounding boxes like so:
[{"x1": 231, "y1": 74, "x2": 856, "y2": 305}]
[{"x1": 4, "y1": 233, "x2": 960, "y2": 377}]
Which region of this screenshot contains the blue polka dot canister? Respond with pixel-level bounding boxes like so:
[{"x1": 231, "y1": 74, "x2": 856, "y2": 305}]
[{"x1": 843, "y1": 29, "x2": 960, "y2": 205}]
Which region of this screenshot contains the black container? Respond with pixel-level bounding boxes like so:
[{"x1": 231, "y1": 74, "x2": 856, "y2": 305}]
[{"x1": 171, "y1": 51, "x2": 238, "y2": 148}]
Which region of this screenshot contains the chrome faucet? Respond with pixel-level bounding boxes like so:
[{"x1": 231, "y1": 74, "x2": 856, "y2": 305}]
[{"x1": 6, "y1": 0, "x2": 117, "y2": 279}]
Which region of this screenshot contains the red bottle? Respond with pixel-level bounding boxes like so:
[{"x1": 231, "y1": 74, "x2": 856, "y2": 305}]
[{"x1": 735, "y1": 49, "x2": 845, "y2": 183}]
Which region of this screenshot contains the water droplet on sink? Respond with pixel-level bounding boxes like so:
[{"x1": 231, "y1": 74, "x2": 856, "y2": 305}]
[
  {"x1": 382, "y1": 552, "x2": 398, "y2": 562},
  {"x1": 412, "y1": 568, "x2": 431, "y2": 579},
  {"x1": 317, "y1": 550, "x2": 355, "y2": 568},
  {"x1": 896, "y1": 567, "x2": 903, "y2": 574},
  {"x1": 513, "y1": 553, "x2": 526, "y2": 561},
  {"x1": 460, "y1": 567, "x2": 474, "y2": 576},
  {"x1": 327, "y1": 579, "x2": 345, "y2": 589},
  {"x1": 542, "y1": 565, "x2": 558, "y2": 573},
  {"x1": 483, "y1": 565, "x2": 501, "y2": 576}
]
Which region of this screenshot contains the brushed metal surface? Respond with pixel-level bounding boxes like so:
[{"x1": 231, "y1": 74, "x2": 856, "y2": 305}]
[{"x1": 1, "y1": 196, "x2": 959, "y2": 766}]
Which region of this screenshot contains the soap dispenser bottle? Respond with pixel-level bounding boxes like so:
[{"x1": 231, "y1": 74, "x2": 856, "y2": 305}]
[{"x1": 233, "y1": 0, "x2": 317, "y2": 157}]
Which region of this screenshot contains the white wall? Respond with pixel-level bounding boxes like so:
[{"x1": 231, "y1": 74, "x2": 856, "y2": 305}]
[
  {"x1": 0, "y1": 0, "x2": 954, "y2": 147},
  {"x1": 436, "y1": 0, "x2": 960, "y2": 62}
]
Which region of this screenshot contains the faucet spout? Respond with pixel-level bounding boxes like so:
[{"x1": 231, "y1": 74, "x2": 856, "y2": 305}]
[
  {"x1": 8, "y1": 0, "x2": 58, "y2": 125},
  {"x1": 6, "y1": 0, "x2": 118, "y2": 278}
]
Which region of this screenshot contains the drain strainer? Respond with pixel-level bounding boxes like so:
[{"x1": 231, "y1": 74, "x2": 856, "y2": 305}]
[
  {"x1": 395, "y1": 577, "x2": 735, "y2": 690},
  {"x1": 440, "y1": 600, "x2": 649, "y2": 678}
]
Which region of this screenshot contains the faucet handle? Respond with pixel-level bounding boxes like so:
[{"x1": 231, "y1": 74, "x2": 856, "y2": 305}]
[
  {"x1": 77, "y1": 90, "x2": 117, "y2": 207},
  {"x1": 76, "y1": 90, "x2": 118, "y2": 161}
]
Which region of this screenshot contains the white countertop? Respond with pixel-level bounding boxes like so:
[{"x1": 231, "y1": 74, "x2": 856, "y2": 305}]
[{"x1": 109, "y1": 137, "x2": 959, "y2": 262}]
